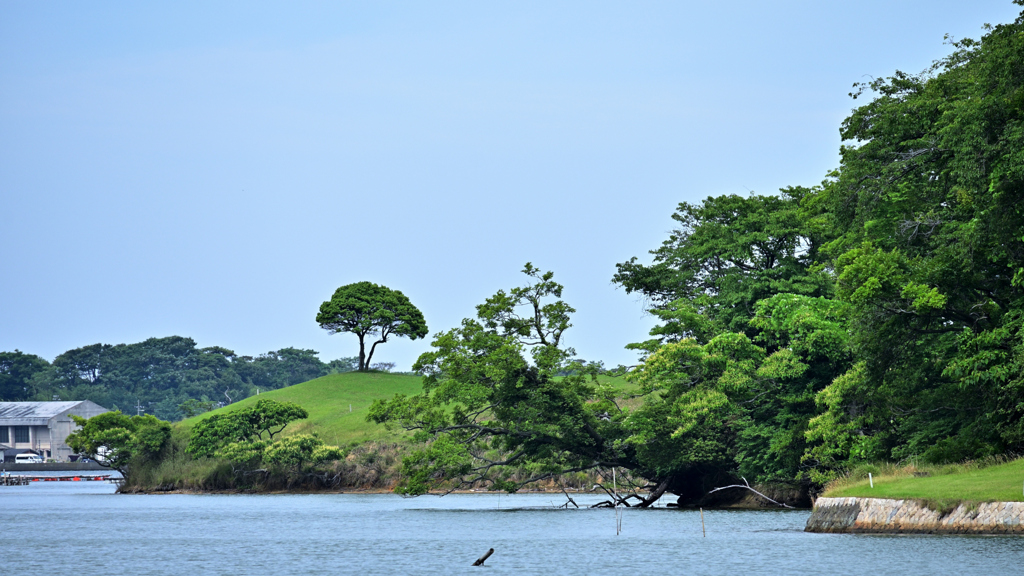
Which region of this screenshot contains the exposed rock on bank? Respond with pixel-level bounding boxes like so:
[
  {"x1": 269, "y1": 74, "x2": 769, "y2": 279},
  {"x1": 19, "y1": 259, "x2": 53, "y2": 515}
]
[{"x1": 806, "y1": 497, "x2": 1024, "y2": 534}]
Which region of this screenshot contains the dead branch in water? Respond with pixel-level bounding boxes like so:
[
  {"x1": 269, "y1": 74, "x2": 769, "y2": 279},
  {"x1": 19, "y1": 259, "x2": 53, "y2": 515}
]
[
  {"x1": 590, "y1": 477, "x2": 671, "y2": 508},
  {"x1": 707, "y1": 477, "x2": 794, "y2": 509},
  {"x1": 559, "y1": 486, "x2": 579, "y2": 509}
]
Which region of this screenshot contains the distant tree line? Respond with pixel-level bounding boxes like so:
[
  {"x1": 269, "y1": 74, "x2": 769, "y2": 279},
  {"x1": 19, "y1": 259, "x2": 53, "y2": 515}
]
[{"x1": 0, "y1": 337, "x2": 358, "y2": 421}]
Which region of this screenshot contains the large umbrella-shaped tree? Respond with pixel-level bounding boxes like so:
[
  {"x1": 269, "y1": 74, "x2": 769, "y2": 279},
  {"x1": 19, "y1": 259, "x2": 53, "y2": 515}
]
[{"x1": 316, "y1": 282, "x2": 428, "y2": 371}]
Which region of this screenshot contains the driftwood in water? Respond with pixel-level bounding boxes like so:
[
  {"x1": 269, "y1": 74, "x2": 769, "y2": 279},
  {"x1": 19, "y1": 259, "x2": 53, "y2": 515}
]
[
  {"x1": 590, "y1": 477, "x2": 671, "y2": 509},
  {"x1": 707, "y1": 477, "x2": 794, "y2": 509},
  {"x1": 472, "y1": 548, "x2": 494, "y2": 566},
  {"x1": 560, "y1": 486, "x2": 579, "y2": 509}
]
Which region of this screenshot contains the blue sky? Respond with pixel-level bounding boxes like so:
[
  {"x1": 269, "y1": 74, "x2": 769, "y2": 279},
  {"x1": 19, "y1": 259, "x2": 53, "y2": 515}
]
[{"x1": 2, "y1": 1, "x2": 1021, "y2": 369}]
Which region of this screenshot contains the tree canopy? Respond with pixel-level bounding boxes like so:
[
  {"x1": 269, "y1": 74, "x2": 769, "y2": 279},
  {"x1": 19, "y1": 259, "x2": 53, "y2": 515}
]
[
  {"x1": 368, "y1": 265, "x2": 635, "y2": 497},
  {"x1": 187, "y1": 399, "x2": 310, "y2": 458},
  {"x1": 65, "y1": 411, "x2": 171, "y2": 476},
  {"x1": 797, "y1": 12, "x2": 1024, "y2": 473},
  {"x1": 4, "y1": 337, "x2": 354, "y2": 420},
  {"x1": 0, "y1": 350, "x2": 49, "y2": 401},
  {"x1": 612, "y1": 6, "x2": 1024, "y2": 489},
  {"x1": 317, "y1": 282, "x2": 428, "y2": 371},
  {"x1": 186, "y1": 399, "x2": 343, "y2": 477}
]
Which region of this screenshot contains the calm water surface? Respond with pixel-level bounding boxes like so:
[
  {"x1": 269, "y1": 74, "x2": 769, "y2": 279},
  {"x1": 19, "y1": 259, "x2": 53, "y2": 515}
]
[{"x1": 3, "y1": 481, "x2": 1022, "y2": 575}]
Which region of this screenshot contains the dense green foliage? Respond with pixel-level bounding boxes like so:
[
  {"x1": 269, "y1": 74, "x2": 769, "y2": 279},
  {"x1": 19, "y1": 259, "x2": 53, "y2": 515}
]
[
  {"x1": 612, "y1": 7, "x2": 1024, "y2": 491},
  {"x1": 187, "y1": 398, "x2": 310, "y2": 457},
  {"x1": 185, "y1": 398, "x2": 344, "y2": 475},
  {"x1": 613, "y1": 188, "x2": 830, "y2": 344},
  {"x1": 65, "y1": 411, "x2": 172, "y2": 476},
  {"x1": 0, "y1": 336, "x2": 358, "y2": 421},
  {"x1": 800, "y1": 15, "x2": 1024, "y2": 477},
  {"x1": 317, "y1": 282, "x2": 429, "y2": 371},
  {"x1": 368, "y1": 265, "x2": 838, "y2": 504},
  {"x1": 67, "y1": 398, "x2": 345, "y2": 487},
  {"x1": 0, "y1": 350, "x2": 49, "y2": 401},
  {"x1": 369, "y1": 265, "x2": 647, "y2": 497}
]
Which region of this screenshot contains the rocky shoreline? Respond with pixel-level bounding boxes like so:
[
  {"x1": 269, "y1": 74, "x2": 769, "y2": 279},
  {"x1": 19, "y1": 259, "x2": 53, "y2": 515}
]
[{"x1": 806, "y1": 497, "x2": 1024, "y2": 534}]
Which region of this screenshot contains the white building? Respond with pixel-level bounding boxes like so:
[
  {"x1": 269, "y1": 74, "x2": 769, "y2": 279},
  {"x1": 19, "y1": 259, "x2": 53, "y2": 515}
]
[{"x1": 0, "y1": 401, "x2": 109, "y2": 461}]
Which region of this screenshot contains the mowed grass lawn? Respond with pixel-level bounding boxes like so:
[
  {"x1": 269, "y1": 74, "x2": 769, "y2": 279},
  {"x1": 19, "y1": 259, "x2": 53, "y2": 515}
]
[
  {"x1": 181, "y1": 372, "x2": 424, "y2": 446},
  {"x1": 825, "y1": 457, "x2": 1024, "y2": 503}
]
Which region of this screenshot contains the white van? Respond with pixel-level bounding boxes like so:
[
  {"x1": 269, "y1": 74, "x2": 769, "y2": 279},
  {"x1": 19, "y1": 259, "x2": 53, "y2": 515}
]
[{"x1": 14, "y1": 454, "x2": 44, "y2": 464}]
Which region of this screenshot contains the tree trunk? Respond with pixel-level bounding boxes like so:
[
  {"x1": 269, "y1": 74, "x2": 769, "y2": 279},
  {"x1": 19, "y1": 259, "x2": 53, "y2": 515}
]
[
  {"x1": 365, "y1": 338, "x2": 386, "y2": 370},
  {"x1": 637, "y1": 477, "x2": 671, "y2": 508},
  {"x1": 358, "y1": 334, "x2": 367, "y2": 371}
]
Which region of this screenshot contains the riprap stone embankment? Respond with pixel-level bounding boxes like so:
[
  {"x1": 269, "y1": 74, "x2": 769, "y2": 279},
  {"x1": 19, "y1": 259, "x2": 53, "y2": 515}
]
[{"x1": 805, "y1": 497, "x2": 1024, "y2": 534}]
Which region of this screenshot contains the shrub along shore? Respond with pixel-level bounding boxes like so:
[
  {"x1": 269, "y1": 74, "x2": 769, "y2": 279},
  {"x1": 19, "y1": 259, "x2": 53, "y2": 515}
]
[{"x1": 108, "y1": 372, "x2": 645, "y2": 497}]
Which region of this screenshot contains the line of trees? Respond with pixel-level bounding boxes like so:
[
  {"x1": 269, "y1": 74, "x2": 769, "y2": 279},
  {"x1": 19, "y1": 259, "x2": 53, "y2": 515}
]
[{"x1": 0, "y1": 338, "x2": 358, "y2": 421}]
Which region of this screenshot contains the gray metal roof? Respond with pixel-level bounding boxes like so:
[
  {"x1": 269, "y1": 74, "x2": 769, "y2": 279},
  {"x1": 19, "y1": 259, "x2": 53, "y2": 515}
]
[
  {"x1": 0, "y1": 402, "x2": 85, "y2": 420},
  {"x1": 0, "y1": 401, "x2": 111, "y2": 427}
]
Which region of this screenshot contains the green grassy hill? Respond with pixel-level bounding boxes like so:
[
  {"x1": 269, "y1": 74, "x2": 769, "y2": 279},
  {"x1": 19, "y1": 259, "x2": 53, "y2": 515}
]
[
  {"x1": 182, "y1": 372, "x2": 424, "y2": 446},
  {"x1": 824, "y1": 458, "x2": 1024, "y2": 503},
  {"x1": 181, "y1": 371, "x2": 639, "y2": 447}
]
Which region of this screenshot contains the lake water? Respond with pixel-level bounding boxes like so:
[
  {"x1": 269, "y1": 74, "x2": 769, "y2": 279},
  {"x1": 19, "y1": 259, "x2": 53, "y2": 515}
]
[{"x1": 3, "y1": 481, "x2": 1022, "y2": 575}]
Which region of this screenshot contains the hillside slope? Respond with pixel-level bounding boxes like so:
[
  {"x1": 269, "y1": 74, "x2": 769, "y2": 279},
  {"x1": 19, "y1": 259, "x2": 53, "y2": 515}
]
[
  {"x1": 183, "y1": 372, "x2": 424, "y2": 446},
  {"x1": 181, "y1": 371, "x2": 639, "y2": 447}
]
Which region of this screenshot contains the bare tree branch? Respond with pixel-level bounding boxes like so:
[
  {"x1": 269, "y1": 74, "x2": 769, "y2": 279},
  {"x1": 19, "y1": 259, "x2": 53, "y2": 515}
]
[{"x1": 708, "y1": 477, "x2": 794, "y2": 508}]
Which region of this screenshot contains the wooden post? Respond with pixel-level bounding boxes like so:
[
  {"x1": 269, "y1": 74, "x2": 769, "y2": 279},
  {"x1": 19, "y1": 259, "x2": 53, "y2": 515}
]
[
  {"x1": 700, "y1": 507, "x2": 706, "y2": 538},
  {"x1": 472, "y1": 548, "x2": 494, "y2": 566}
]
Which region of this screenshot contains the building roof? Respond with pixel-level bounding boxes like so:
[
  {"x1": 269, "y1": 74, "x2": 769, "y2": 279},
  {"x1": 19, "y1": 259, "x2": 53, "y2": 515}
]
[
  {"x1": 0, "y1": 401, "x2": 107, "y2": 426},
  {"x1": 3, "y1": 448, "x2": 39, "y2": 457},
  {"x1": 0, "y1": 402, "x2": 85, "y2": 420}
]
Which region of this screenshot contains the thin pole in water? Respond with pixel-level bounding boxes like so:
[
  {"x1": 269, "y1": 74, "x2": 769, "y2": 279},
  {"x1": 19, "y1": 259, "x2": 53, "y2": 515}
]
[
  {"x1": 869, "y1": 473, "x2": 874, "y2": 488},
  {"x1": 612, "y1": 467, "x2": 623, "y2": 535},
  {"x1": 700, "y1": 507, "x2": 706, "y2": 538}
]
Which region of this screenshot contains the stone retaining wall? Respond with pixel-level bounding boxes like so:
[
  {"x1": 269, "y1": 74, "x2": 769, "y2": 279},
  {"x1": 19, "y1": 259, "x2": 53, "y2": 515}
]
[{"x1": 806, "y1": 497, "x2": 1024, "y2": 534}]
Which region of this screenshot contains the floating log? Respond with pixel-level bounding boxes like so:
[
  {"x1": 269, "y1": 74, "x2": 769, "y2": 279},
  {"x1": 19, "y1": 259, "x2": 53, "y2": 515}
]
[{"x1": 472, "y1": 548, "x2": 494, "y2": 566}]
